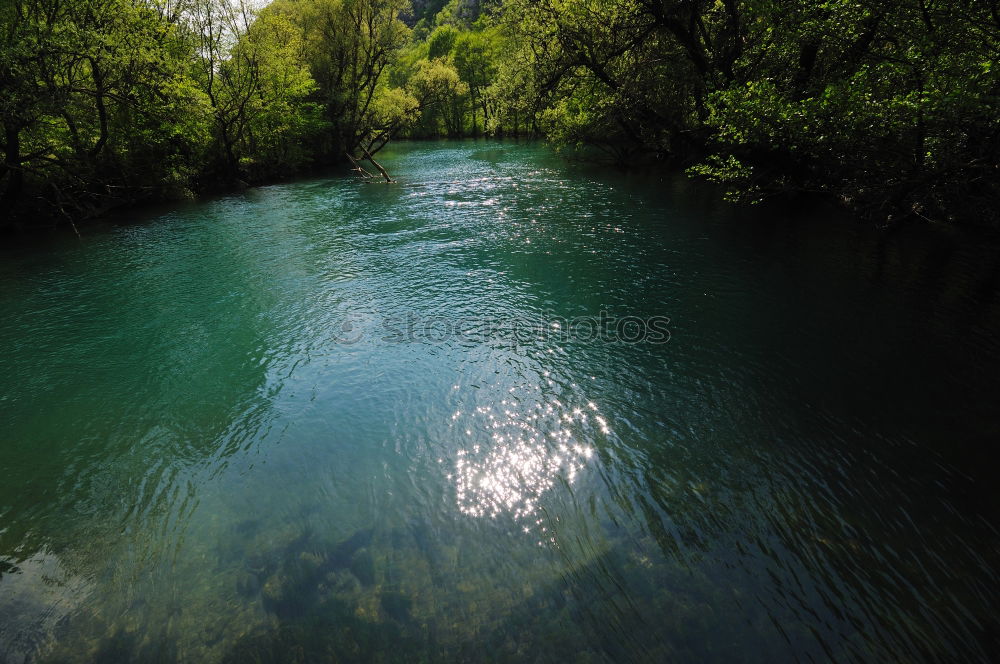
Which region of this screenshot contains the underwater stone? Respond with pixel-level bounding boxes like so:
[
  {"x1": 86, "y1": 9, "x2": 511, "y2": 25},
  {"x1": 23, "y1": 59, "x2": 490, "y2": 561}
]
[
  {"x1": 379, "y1": 591, "x2": 412, "y2": 623},
  {"x1": 235, "y1": 571, "x2": 260, "y2": 598},
  {"x1": 350, "y1": 548, "x2": 376, "y2": 587},
  {"x1": 330, "y1": 528, "x2": 374, "y2": 568},
  {"x1": 261, "y1": 574, "x2": 287, "y2": 606},
  {"x1": 298, "y1": 551, "x2": 324, "y2": 572},
  {"x1": 323, "y1": 569, "x2": 362, "y2": 596}
]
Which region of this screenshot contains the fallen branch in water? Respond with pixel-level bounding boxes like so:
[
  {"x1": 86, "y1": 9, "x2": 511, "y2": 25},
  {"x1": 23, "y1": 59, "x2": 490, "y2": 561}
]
[
  {"x1": 346, "y1": 152, "x2": 374, "y2": 179},
  {"x1": 361, "y1": 146, "x2": 394, "y2": 183}
]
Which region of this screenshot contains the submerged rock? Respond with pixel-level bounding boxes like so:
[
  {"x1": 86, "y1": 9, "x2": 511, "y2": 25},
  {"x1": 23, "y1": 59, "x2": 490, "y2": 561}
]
[
  {"x1": 330, "y1": 528, "x2": 373, "y2": 569},
  {"x1": 261, "y1": 574, "x2": 288, "y2": 607},
  {"x1": 321, "y1": 569, "x2": 361, "y2": 596},
  {"x1": 379, "y1": 591, "x2": 412, "y2": 623},
  {"x1": 350, "y1": 548, "x2": 376, "y2": 587},
  {"x1": 234, "y1": 570, "x2": 260, "y2": 598}
]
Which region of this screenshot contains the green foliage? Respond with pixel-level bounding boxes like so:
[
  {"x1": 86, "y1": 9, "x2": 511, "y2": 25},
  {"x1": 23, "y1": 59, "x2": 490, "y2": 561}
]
[
  {"x1": 0, "y1": 0, "x2": 416, "y2": 227},
  {"x1": 3, "y1": 0, "x2": 998, "y2": 228},
  {"x1": 487, "y1": 0, "x2": 1000, "y2": 224},
  {"x1": 686, "y1": 155, "x2": 758, "y2": 203},
  {"x1": 427, "y1": 24, "x2": 459, "y2": 59},
  {"x1": 1, "y1": 0, "x2": 213, "y2": 220},
  {"x1": 432, "y1": 0, "x2": 482, "y2": 29},
  {"x1": 232, "y1": 10, "x2": 324, "y2": 178},
  {"x1": 384, "y1": 9, "x2": 511, "y2": 138},
  {"x1": 268, "y1": 0, "x2": 412, "y2": 158}
]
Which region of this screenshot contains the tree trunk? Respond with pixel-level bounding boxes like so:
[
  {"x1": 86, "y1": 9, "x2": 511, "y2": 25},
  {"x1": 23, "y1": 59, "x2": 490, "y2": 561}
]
[
  {"x1": 361, "y1": 146, "x2": 393, "y2": 183},
  {"x1": 0, "y1": 120, "x2": 24, "y2": 212}
]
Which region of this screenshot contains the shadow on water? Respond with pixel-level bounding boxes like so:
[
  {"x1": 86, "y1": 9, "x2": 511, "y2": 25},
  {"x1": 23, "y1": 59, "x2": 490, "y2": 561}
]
[
  {"x1": 209, "y1": 522, "x2": 819, "y2": 663},
  {"x1": 89, "y1": 631, "x2": 178, "y2": 664},
  {"x1": 213, "y1": 526, "x2": 630, "y2": 664}
]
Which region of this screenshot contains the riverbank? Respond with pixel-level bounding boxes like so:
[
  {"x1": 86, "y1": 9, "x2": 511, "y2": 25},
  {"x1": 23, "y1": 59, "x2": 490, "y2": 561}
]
[{"x1": 0, "y1": 138, "x2": 967, "y2": 245}]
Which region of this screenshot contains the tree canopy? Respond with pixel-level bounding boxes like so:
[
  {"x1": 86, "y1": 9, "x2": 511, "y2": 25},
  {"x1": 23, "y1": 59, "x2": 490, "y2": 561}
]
[{"x1": 2, "y1": 0, "x2": 998, "y2": 228}]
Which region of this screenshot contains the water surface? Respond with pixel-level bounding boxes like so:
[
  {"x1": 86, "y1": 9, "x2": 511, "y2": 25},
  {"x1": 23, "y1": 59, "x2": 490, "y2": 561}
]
[{"x1": 2, "y1": 141, "x2": 1000, "y2": 662}]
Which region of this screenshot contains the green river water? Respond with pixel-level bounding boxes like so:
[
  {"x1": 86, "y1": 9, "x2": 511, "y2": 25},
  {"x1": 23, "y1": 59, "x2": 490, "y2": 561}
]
[{"x1": 1, "y1": 140, "x2": 999, "y2": 662}]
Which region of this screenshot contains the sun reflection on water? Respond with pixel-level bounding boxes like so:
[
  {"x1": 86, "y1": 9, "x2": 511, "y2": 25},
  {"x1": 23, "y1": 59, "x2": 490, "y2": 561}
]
[{"x1": 447, "y1": 385, "x2": 609, "y2": 536}]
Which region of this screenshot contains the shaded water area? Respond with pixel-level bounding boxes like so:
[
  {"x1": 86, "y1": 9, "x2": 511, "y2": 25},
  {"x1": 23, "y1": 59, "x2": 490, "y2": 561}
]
[{"x1": 2, "y1": 140, "x2": 1000, "y2": 663}]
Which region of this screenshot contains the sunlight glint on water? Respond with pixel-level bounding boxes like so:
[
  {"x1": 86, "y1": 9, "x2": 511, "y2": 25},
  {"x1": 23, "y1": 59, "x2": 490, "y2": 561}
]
[{"x1": 450, "y1": 385, "x2": 600, "y2": 535}]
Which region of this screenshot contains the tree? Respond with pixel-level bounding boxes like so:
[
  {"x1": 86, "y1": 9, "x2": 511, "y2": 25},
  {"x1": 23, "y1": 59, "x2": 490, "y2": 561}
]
[
  {"x1": 490, "y1": 0, "x2": 1000, "y2": 223},
  {"x1": 1, "y1": 0, "x2": 208, "y2": 225},
  {"x1": 407, "y1": 56, "x2": 468, "y2": 135},
  {"x1": 453, "y1": 28, "x2": 498, "y2": 134},
  {"x1": 271, "y1": 0, "x2": 412, "y2": 160}
]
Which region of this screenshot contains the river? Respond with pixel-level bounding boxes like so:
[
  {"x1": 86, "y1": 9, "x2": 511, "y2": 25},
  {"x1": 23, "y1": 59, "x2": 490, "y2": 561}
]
[{"x1": 1, "y1": 140, "x2": 999, "y2": 662}]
